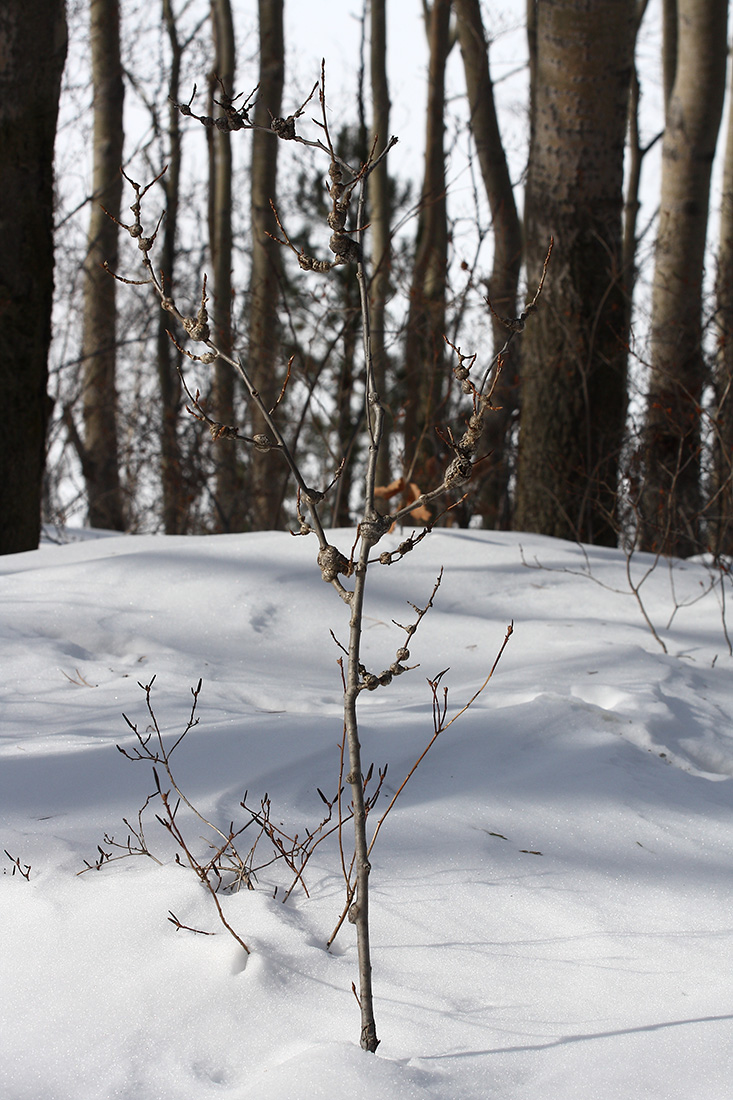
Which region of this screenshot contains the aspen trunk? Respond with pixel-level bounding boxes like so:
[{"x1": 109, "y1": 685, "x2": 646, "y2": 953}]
[
  {"x1": 209, "y1": 0, "x2": 242, "y2": 531},
  {"x1": 639, "y1": 0, "x2": 727, "y2": 556},
  {"x1": 402, "y1": 0, "x2": 451, "y2": 499},
  {"x1": 454, "y1": 0, "x2": 521, "y2": 529},
  {"x1": 81, "y1": 0, "x2": 126, "y2": 531}
]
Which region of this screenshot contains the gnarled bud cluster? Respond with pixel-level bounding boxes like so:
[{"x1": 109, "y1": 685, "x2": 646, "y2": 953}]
[
  {"x1": 271, "y1": 115, "x2": 296, "y2": 140},
  {"x1": 325, "y1": 160, "x2": 360, "y2": 265},
  {"x1": 379, "y1": 538, "x2": 414, "y2": 565},
  {"x1": 182, "y1": 315, "x2": 210, "y2": 342},
  {"x1": 329, "y1": 231, "x2": 360, "y2": 264},
  {"x1": 317, "y1": 543, "x2": 353, "y2": 583},
  {"x1": 359, "y1": 517, "x2": 390, "y2": 548},
  {"x1": 209, "y1": 422, "x2": 238, "y2": 441},
  {"x1": 444, "y1": 454, "x2": 473, "y2": 487},
  {"x1": 298, "y1": 254, "x2": 335, "y2": 274},
  {"x1": 182, "y1": 277, "x2": 211, "y2": 343},
  {"x1": 358, "y1": 655, "x2": 411, "y2": 692}
]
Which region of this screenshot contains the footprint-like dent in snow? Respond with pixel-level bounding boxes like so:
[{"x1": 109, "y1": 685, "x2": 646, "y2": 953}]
[{"x1": 250, "y1": 603, "x2": 278, "y2": 634}]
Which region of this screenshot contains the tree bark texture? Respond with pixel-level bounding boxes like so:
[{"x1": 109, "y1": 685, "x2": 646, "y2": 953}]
[
  {"x1": 248, "y1": 0, "x2": 284, "y2": 531},
  {"x1": 515, "y1": 0, "x2": 635, "y2": 546},
  {"x1": 81, "y1": 0, "x2": 126, "y2": 531},
  {"x1": 402, "y1": 0, "x2": 451, "y2": 500},
  {"x1": 714, "y1": 51, "x2": 733, "y2": 556},
  {"x1": 454, "y1": 0, "x2": 521, "y2": 529},
  {"x1": 639, "y1": 0, "x2": 727, "y2": 557},
  {"x1": 156, "y1": 0, "x2": 188, "y2": 534},
  {"x1": 209, "y1": 0, "x2": 243, "y2": 531},
  {"x1": 0, "y1": 0, "x2": 67, "y2": 553}
]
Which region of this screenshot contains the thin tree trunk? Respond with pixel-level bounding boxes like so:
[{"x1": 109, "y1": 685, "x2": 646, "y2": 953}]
[
  {"x1": 714, "y1": 52, "x2": 733, "y2": 555},
  {"x1": 515, "y1": 0, "x2": 635, "y2": 546},
  {"x1": 157, "y1": 0, "x2": 188, "y2": 534},
  {"x1": 343, "y1": 228, "x2": 389, "y2": 1053},
  {"x1": 454, "y1": 0, "x2": 521, "y2": 529},
  {"x1": 332, "y1": 272, "x2": 362, "y2": 528},
  {"x1": 81, "y1": 0, "x2": 126, "y2": 531},
  {"x1": 248, "y1": 0, "x2": 284, "y2": 531},
  {"x1": 369, "y1": 0, "x2": 392, "y2": 490},
  {"x1": 639, "y1": 0, "x2": 728, "y2": 556},
  {"x1": 402, "y1": 0, "x2": 452, "y2": 499},
  {"x1": 0, "y1": 0, "x2": 67, "y2": 554},
  {"x1": 209, "y1": 0, "x2": 242, "y2": 531}
]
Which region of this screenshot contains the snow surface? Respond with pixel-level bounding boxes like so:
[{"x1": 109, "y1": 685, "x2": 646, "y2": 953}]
[{"x1": 2, "y1": 527, "x2": 732, "y2": 1099}]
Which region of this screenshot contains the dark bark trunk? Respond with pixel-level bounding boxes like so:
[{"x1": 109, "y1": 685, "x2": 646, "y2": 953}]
[
  {"x1": 454, "y1": 0, "x2": 521, "y2": 529},
  {"x1": 248, "y1": 0, "x2": 284, "y2": 531},
  {"x1": 157, "y1": 0, "x2": 188, "y2": 534},
  {"x1": 402, "y1": 0, "x2": 452, "y2": 503},
  {"x1": 515, "y1": 0, "x2": 635, "y2": 546},
  {"x1": 0, "y1": 0, "x2": 67, "y2": 554}
]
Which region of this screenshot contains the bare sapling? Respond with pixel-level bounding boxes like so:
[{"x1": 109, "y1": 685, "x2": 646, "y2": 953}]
[{"x1": 104, "y1": 67, "x2": 545, "y2": 1052}]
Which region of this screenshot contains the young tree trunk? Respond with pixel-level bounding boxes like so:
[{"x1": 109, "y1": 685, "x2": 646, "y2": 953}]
[
  {"x1": 369, "y1": 0, "x2": 392, "y2": 490},
  {"x1": 248, "y1": 0, "x2": 284, "y2": 531},
  {"x1": 208, "y1": 0, "x2": 243, "y2": 531},
  {"x1": 0, "y1": 0, "x2": 67, "y2": 554},
  {"x1": 638, "y1": 0, "x2": 728, "y2": 557},
  {"x1": 80, "y1": 0, "x2": 126, "y2": 531},
  {"x1": 454, "y1": 0, "x2": 521, "y2": 529},
  {"x1": 402, "y1": 0, "x2": 452, "y2": 501},
  {"x1": 156, "y1": 0, "x2": 188, "y2": 534},
  {"x1": 515, "y1": 0, "x2": 635, "y2": 546},
  {"x1": 712, "y1": 33, "x2": 733, "y2": 555}
]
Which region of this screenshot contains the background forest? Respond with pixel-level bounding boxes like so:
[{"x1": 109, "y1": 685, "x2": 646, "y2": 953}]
[{"x1": 2, "y1": 0, "x2": 733, "y2": 561}]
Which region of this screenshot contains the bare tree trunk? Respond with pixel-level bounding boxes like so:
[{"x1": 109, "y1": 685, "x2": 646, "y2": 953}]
[
  {"x1": 712, "y1": 39, "x2": 733, "y2": 555},
  {"x1": 402, "y1": 0, "x2": 452, "y2": 499},
  {"x1": 0, "y1": 0, "x2": 67, "y2": 554},
  {"x1": 248, "y1": 0, "x2": 284, "y2": 530},
  {"x1": 369, "y1": 0, "x2": 392, "y2": 490},
  {"x1": 209, "y1": 0, "x2": 243, "y2": 531},
  {"x1": 155, "y1": 0, "x2": 189, "y2": 534},
  {"x1": 639, "y1": 0, "x2": 728, "y2": 557},
  {"x1": 515, "y1": 0, "x2": 635, "y2": 546},
  {"x1": 80, "y1": 0, "x2": 126, "y2": 531},
  {"x1": 454, "y1": 0, "x2": 521, "y2": 529}
]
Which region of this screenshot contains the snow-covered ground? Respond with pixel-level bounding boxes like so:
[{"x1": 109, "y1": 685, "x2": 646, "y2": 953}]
[{"x1": 2, "y1": 527, "x2": 732, "y2": 1099}]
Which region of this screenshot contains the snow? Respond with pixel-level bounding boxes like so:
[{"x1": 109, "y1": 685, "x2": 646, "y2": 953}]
[{"x1": 2, "y1": 527, "x2": 733, "y2": 1099}]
